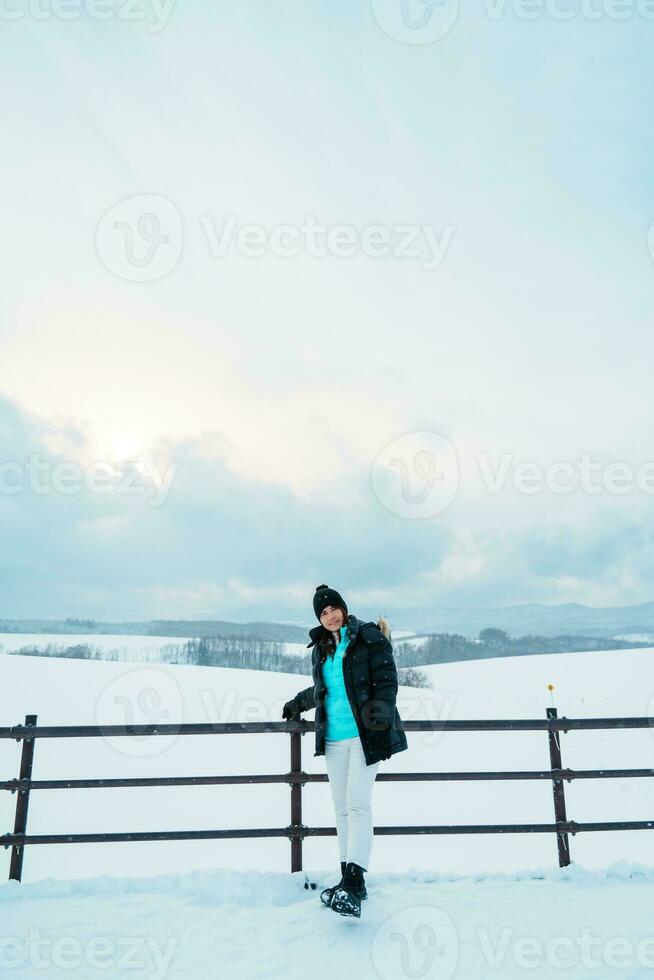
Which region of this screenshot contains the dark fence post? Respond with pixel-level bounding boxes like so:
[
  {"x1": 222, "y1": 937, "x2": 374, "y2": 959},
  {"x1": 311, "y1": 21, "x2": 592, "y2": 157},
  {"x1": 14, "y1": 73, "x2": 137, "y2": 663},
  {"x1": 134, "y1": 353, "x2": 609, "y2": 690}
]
[
  {"x1": 9, "y1": 714, "x2": 38, "y2": 883},
  {"x1": 547, "y1": 706, "x2": 570, "y2": 867},
  {"x1": 289, "y1": 729, "x2": 303, "y2": 873}
]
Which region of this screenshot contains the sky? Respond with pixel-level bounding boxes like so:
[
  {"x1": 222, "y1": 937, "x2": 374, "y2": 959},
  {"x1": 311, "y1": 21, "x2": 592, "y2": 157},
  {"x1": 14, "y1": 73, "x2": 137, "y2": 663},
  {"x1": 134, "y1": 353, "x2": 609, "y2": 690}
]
[{"x1": 0, "y1": 0, "x2": 653, "y2": 626}]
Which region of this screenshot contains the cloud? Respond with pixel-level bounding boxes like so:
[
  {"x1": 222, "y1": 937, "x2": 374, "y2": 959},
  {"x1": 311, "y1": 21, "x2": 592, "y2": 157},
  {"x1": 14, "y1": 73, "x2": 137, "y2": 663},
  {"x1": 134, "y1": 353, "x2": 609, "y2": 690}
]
[
  {"x1": 0, "y1": 394, "x2": 451, "y2": 621},
  {"x1": 2, "y1": 392, "x2": 653, "y2": 624}
]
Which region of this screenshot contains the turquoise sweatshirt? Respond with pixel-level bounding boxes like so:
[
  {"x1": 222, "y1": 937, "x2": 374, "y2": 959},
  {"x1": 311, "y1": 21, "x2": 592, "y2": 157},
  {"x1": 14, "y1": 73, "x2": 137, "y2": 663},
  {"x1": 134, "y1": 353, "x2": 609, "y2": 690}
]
[{"x1": 322, "y1": 624, "x2": 359, "y2": 740}]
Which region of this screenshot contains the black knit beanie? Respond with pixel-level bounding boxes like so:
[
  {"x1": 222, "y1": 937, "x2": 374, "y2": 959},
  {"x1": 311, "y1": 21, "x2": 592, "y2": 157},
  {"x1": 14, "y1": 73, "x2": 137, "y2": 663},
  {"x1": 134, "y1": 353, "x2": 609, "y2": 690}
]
[{"x1": 313, "y1": 584, "x2": 348, "y2": 621}]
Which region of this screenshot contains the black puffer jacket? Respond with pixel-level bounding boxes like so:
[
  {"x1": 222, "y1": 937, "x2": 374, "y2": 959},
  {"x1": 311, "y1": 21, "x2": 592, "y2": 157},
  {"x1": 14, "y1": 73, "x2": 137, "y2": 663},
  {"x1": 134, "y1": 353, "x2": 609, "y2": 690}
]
[{"x1": 292, "y1": 613, "x2": 408, "y2": 767}]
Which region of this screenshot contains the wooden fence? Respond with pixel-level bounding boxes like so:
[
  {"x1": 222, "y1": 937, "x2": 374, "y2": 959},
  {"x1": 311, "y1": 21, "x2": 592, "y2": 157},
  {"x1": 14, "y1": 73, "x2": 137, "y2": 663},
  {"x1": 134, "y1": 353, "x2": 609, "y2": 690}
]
[{"x1": 2, "y1": 709, "x2": 654, "y2": 882}]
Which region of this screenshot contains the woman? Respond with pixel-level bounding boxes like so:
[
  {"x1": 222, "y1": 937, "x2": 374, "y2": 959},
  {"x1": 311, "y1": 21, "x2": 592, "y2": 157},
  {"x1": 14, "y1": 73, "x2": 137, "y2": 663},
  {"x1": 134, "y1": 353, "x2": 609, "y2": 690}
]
[{"x1": 282, "y1": 584, "x2": 408, "y2": 918}]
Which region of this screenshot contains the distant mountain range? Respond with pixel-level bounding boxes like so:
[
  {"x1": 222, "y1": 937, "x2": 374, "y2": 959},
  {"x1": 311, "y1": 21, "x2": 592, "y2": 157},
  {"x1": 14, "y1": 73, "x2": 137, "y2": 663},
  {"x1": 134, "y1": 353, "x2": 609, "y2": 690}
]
[
  {"x1": 1, "y1": 599, "x2": 654, "y2": 642},
  {"x1": 402, "y1": 599, "x2": 654, "y2": 640},
  {"x1": 0, "y1": 618, "x2": 308, "y2": 643}
]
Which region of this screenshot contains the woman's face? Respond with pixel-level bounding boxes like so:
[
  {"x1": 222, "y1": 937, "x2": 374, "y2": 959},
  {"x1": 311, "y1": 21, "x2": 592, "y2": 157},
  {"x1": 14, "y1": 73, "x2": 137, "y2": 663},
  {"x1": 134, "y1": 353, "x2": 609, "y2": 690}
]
[{"x1": 320, "y1": 605, "x2": 345, "y2": 632}]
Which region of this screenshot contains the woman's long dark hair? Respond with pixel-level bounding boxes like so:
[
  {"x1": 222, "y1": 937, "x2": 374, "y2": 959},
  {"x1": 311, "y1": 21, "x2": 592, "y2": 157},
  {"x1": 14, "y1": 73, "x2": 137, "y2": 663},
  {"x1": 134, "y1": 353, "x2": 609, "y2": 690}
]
[{"x1": 317, "y1": 606, "x2": 350, "y2": 664}]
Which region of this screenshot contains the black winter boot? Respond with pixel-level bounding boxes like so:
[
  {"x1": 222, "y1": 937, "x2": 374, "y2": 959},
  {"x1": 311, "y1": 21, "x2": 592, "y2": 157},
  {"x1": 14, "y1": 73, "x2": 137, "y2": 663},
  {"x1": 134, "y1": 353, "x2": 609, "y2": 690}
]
[
  {"x1": 330, "y1": 861, "x2": 366, "y2": 918},
  {"x1": 320, "y1": 861, "x2": 346, "y2": 907}
]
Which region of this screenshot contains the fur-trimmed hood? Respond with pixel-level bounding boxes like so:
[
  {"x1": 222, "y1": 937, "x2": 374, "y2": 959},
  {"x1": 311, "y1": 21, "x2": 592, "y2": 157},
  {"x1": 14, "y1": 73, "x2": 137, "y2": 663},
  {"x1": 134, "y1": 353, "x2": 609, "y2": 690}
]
[{"x1": 376, "y1": 614, "x2": 391, "y2": 639}]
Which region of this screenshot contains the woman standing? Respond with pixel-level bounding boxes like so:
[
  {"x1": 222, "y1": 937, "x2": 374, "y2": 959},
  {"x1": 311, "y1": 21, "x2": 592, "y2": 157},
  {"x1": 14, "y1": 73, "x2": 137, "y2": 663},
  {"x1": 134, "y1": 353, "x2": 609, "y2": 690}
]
[{"x1": 282, "y1": 584, "x2": 408, "y2": 918}]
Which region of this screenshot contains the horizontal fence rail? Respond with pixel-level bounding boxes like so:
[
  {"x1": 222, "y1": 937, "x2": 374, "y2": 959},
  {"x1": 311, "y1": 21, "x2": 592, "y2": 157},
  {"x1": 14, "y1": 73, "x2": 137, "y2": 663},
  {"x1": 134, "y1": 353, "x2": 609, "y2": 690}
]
[
  {"x1": 4, "y1": 716, "x2": 654, "y2": 737},
  {"x1": 2, "y1": 709, "x2": 654, "y2": 881}
]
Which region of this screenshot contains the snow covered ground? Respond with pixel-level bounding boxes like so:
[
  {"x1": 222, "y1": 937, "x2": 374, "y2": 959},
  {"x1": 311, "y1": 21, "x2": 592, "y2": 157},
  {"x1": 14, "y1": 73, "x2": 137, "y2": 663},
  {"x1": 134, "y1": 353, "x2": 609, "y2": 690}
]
[
  {"x1": 2, "y1": 645, "x2": 654, "y2": 977},
  {"x1": 0, "y1": 629, "x2": 318, "y2": 663},
  {"x1": 0, "y1": 632, "x2": 192, "y2": 662},
  {"x1": 0, "y1": 629, "x2": 433, "y2": 661},
  {"x1": 615, "y1": 633, "x2": 654, "y2": 644},
  {"x1": 2, "y1": 863, "x2": 654, "y2": 979}
]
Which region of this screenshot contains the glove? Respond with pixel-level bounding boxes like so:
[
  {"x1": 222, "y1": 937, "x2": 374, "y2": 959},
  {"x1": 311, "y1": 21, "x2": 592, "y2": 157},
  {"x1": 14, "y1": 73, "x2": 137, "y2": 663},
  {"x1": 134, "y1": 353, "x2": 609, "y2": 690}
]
[
  {"x1": 369, "y1": 727, "x2": 392, "y2": 761},
  {"x1": 282, "y1": 698, "x2": 301, "y2": 721}
]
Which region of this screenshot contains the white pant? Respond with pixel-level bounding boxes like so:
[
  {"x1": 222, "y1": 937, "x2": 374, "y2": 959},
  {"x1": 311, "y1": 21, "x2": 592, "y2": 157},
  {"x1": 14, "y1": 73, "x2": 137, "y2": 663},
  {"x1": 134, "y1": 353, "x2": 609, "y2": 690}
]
[{"x1": 324, "y1": 735, "x2": 380, "y2": 871}]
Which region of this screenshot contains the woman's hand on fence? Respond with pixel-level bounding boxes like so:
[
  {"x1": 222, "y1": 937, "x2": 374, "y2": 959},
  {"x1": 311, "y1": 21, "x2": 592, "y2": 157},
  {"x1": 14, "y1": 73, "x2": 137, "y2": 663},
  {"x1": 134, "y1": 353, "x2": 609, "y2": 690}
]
[{"x1": 282, "y1": 698, "x2": 302, "y2": 721}]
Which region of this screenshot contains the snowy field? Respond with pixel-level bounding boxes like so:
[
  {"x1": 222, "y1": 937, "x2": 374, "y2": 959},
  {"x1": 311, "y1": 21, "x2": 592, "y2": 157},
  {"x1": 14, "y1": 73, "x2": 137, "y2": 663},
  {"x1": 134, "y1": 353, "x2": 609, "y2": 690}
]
[
  {"x1": 2, "y1": 863, "x2": 654, "y2": 979},
  {"x1": 2, "y1": 645, "x2": 654, "y2": 977},
  {"x1": 1, "y1": 630, "x2": 319, "y2": 662},
  {"x1": 0, "y1": 632, "x2": 193, "y2": 662}
]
